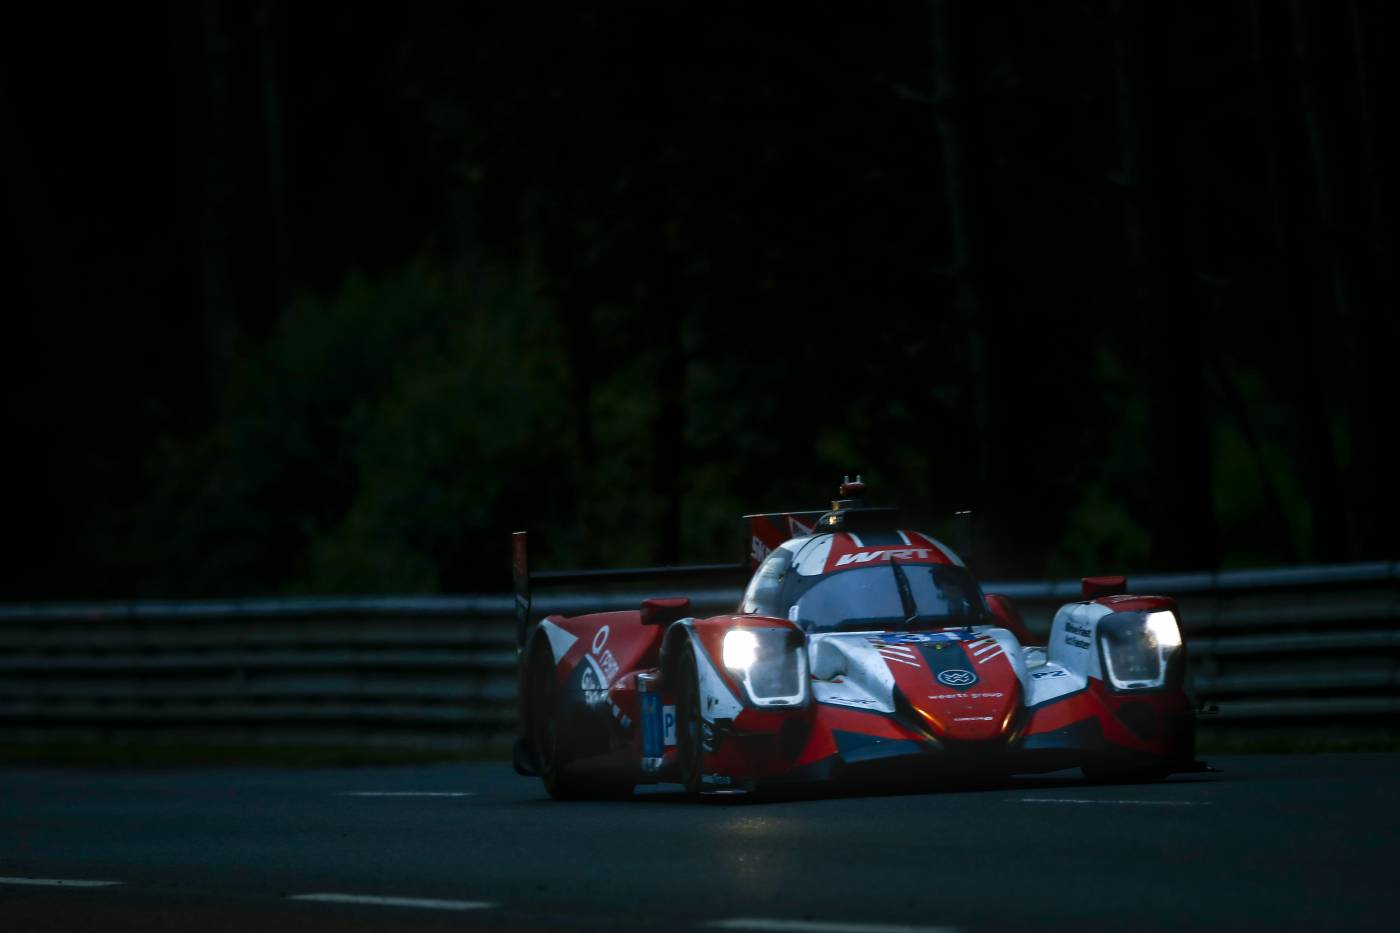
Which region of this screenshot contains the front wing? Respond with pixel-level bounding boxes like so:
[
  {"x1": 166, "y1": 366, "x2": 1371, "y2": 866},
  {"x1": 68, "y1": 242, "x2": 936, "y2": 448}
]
[{"x1": 687, "y1": 679, "x2": 1197, "y2": 791}]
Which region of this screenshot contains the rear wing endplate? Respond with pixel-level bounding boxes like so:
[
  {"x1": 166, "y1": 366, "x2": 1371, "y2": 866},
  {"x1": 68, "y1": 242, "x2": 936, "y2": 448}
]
[{"x1": 743, "y1": 511, "x2": 824, "y2": 570}]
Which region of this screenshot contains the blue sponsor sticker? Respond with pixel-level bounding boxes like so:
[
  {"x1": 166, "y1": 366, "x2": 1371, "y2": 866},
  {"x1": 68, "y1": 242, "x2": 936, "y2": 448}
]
[
  {"x1": 641, "y1": 692, "x2": 663, "y2": 759},
  {"x1": 870, "y1": 631, "x2": 968, "y2": 646}
]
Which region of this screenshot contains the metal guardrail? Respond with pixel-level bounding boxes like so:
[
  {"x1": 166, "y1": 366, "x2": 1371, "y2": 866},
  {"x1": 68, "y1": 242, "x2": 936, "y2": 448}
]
[{"x1": 0, "y1": 562, "x2": 1395, "y2": 748}]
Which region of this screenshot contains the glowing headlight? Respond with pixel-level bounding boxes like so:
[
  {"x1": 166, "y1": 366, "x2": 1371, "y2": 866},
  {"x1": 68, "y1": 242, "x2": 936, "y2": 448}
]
[
  {"x1": 1097, "y1": 610, "x2": 1184, "y2": 692},
  {"x1": 1145, "y1": 611, "x2": 1181, "y2": 648},
  {"x1": 723, "y1": 629, "x2": 759, "y2": 670},
  {"x1": 719, "y1": 627, "x2": 809, "y2": 708}
]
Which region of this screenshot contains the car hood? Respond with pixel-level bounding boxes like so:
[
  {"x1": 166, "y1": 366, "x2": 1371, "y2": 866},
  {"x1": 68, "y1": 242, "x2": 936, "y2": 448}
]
[{"x1": 808, "y1": 628, "x2": 1023, "y2": 742}]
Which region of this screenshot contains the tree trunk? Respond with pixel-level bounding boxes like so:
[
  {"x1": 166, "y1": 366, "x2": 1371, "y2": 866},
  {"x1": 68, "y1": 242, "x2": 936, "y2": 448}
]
[
  {"x1": 647, "y1": 281, "x2": 686, "y2": 566},
  {"x1": 256, "y1": 0, "x2": 292, "y2": 316},
  {"x1": 559, "y1": 290, "x2": 597, "y2": 468},
  {"x1": 1341, "y1": 0, "x2": 1397, "y2": 555},
  {"x1": 1288, "y1": 0, "x2": 1390, "y2": 558},
  {"x1": 929, "y1": 0, "x2": 1000, "y2": 574},
  {"x1": 199, "y1": 0, "x2": 238, "y2": 362},
  {"x1": 1248, "y1": 0, "x2": 1347, "y2": 561},
  {"x1": 1111, "y1": 0, "x2": 1218, "y2": 571}
]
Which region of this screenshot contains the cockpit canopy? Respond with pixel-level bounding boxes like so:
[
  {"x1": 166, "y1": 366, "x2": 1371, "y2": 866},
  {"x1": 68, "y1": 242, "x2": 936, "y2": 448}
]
[{"x1": 741, "y1": 532, "x2": 985, "y2": 633}]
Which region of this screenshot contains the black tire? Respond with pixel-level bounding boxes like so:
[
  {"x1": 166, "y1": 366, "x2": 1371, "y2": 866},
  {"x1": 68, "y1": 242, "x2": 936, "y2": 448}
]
[
  {"x1": 527, "y1": 645, "x2": 563, "y2": 793},
  {"x1": 528, "y1": 643, "x2": 634, "y2": 801},
  {"x1": 673, "y1": 642, "x2": 705, "y2": 796}
]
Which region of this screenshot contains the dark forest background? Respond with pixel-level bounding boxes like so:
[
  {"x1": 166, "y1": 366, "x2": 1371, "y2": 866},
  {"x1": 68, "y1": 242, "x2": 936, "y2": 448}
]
[{"x1": 2, "y1": 1, "x2": 1395, "y2": 600}]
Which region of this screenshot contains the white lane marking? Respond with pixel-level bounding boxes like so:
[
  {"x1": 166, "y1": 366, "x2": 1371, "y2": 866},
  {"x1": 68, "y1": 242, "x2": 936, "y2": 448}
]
[
  {"x1": 1019, "y1": 798, "x2": 1209, "y2": 806},
  {"x1": 340, "y1": 792, "x2": 476, "y2": 797},
  {"x1": 707, "y1": 920, "x2": 961, "y2": 933},
  {"x1": 0, "y1": 877, "x2": 123, "y2": 888},
  {"x1": 290, "y1": 893, "x2": 494, "y2": 911}
]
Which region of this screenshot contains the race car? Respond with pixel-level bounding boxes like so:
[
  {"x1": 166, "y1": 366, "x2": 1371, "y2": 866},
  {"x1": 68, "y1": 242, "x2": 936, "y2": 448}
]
[{"x1": 512, "y1": 479, "x2": 1201, "y2": 798}]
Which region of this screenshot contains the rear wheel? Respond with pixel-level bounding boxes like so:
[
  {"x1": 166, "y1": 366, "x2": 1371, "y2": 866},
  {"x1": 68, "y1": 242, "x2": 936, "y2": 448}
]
[
  {"x1": 527, "y1": 646, "x2": 561, "y2": 788},
  {"x1": 528, "y1": 643, "x2": 634, "y2": 800}
]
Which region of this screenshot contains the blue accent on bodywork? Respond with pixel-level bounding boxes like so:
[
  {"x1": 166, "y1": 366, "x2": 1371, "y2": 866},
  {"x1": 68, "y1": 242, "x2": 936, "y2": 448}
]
[
  {"x1": 833, "y1": 729, "x2": 926, "y2": 764},
  {"x1": 641, "y1": 691, "x2": 662, "y2": 758},
  {"x1": 1019, "y1": 715, "x2": 1105, "y2": 751}
]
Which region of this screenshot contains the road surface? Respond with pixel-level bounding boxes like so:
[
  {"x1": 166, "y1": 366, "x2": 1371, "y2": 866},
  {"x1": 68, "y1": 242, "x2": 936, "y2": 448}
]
[{"x1": 3, "y1": 755, "x2": 1397, "y2": 931}]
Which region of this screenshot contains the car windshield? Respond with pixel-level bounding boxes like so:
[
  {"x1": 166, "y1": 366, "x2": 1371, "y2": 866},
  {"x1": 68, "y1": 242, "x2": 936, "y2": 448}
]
[{"x1": 787, "y1": 564, "x2": 985, "y2": 633}]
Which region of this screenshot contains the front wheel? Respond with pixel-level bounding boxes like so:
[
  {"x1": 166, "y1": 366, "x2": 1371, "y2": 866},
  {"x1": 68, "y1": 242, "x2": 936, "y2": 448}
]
[{"x1": 673, "y1": 642, "x2": 705, "y2": 796}]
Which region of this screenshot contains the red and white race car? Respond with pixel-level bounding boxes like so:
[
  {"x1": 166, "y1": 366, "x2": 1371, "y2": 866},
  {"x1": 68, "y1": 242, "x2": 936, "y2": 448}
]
[{"x1": 513, "y1": 480, "x2": 1201, "y2": 798}]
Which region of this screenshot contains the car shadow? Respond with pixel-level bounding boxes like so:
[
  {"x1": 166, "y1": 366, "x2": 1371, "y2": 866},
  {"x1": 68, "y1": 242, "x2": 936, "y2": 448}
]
[{"x1": 619, "y1": 765, "x2": 1227, "y2": 806}]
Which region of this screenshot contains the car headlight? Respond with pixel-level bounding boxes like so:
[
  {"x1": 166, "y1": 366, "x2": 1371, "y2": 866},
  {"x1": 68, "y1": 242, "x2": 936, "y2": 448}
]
[
  {"x1": 723, "y1": 629, "x2": 758, "y2": 670},
  {"x1": 1097, "y1": 610, "x2": 1184, "y2": 691},
  {"x1": 1145, "y1": 610, "x2": 1181, "y2": 647},
  {"x1": 721, "y1": 628, "x2": 808, "y2": 708}
]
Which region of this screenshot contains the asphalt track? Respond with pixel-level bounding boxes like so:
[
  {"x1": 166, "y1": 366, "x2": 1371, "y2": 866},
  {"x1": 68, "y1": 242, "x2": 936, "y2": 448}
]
[{"x1": 2, "y1": 755, "x2": 1397, "y2": 932}]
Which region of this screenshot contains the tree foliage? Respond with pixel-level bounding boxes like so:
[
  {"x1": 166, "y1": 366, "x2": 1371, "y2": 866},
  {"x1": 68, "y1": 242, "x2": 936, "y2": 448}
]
[{"x1": 3, "y1": 0, "x2": 1394, "y2": 598}]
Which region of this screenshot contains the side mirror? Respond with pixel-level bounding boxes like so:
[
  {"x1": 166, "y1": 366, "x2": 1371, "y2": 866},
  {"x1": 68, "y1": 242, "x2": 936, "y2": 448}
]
[
  {"x1": 641, "y1": 597, "x2": 690, "y2": 626},
  {"x1": 1081, "y1": 575, "x2": 1127, "y2": 600}
]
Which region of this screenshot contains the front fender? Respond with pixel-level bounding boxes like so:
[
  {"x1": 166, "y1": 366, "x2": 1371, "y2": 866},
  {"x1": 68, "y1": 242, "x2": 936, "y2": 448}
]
[
  {"x1": 688, "y1": 616, "x2": 810, "y2": 712},
  {"x1": 660, "y1": 619, "x2": 743, "y2": 724},
  {"x1": 1049, "y1": 595, "x2": 1185, "y2": 690}
]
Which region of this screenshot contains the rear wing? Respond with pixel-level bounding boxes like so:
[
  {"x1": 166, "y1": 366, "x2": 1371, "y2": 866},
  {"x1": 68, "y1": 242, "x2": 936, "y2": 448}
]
[
  {"x1": 511, "y1": 531, "x2": 746, "y2": 651},
  {"x1": 512, "y1": 498, "x2": 879, "y2": 650}
]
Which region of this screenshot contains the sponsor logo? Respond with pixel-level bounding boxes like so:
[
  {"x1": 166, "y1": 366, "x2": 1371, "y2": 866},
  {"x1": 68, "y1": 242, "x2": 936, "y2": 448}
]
[
  {"x1": 662, "y1": 704, "x2": 676, "y2": 746},
  {"x1": 579, "y1": 655, "x2": 610, "y2": 706},
  {"x1": 937, "y1": 669, "x2": 977, "y2": 687},
  {"x1": 589, "y1": 624, "x2": 620, "y2": 684},
  {"x1": 1031, "y1": 668, "x2": 1068, "y2": 679},
  {"x1": 869, "y1": 632, "x2": 964, "y2": 646},
  {"x1": 824, "y1": 695, "x2": 879, "y2": 706},
  {"x1": 954, "y1": 716, "x2": 995, "y2": 722},
  {"x1": 835, "y1": 548, "x2": 933, "y2": 567},
  {"x1": 927, "y1": 691, "x2": 1005, "y2": 700},
  {"x1": 597, "y1": 650, "x2": 619, "y2": 683},
  {"x1": 1063, "y1": 620, "x2": 1092, "y2": 650}
]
